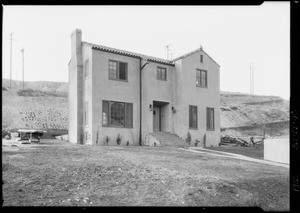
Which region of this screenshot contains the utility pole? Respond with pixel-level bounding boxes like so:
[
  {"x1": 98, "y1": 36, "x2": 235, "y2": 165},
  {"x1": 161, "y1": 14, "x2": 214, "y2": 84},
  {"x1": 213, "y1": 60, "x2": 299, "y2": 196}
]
[
  {"x1": 165, "y1": 44, "x2": 171, "y2": 60},
  {"x1": 249, "y1": 63, "x2": 254, "y2": 94},
  {"x1": 21, "y1": 48, "x2": 25, "y2": 89},
  {"x1": 252, "y1": 66, "x2": 254, "y2": 94},
  {"x1": 7, "y1": 33, "x2": 17, "y2": 87},
  {"x1": 9, "y1": 33, "x2": 14, "y2": 87}
]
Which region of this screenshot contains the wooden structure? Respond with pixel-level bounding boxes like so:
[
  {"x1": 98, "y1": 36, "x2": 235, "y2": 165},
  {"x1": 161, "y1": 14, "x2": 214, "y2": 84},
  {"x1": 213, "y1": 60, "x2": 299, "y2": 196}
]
[{"x1": 18, "y1": 129, "x2": 45, "y2": 143}]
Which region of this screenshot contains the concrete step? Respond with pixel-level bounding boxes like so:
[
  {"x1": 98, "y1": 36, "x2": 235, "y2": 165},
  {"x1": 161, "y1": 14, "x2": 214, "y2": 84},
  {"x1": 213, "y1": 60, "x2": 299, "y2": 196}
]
[{"x1": 150, "y1": 132, "x2": 187, "y2": 147}]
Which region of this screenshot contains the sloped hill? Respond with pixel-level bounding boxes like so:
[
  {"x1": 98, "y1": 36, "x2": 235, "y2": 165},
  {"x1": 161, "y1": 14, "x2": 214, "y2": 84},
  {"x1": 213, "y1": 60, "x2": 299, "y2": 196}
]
[
  {"x1": 2, "y1": 87, "x2": 68, "y2": 131},
  {"x1": 2, "y1": 79, "x2": 68, "y2": 94},
  {"x1": 220, "y1": 92, "x2": 289, "y2": 128},
  {"x1": 2, "y1": 79, "x2": 289, "y2": 138},
  {"x1": 220, "y1": 91, "x2": 289, "y2": 137}
]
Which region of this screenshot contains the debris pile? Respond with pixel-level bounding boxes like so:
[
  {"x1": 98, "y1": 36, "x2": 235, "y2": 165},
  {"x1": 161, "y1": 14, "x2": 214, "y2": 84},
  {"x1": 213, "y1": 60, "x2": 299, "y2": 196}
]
[{"x1": 220, "y1": 135, "x2": 264, "y2": 148}]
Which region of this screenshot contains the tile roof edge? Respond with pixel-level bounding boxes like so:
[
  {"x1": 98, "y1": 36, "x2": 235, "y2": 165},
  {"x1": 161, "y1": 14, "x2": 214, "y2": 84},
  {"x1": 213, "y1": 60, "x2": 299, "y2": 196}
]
[
  {"x1": 171, "y1": 48, "x2": 220, "y2": 67},
  {"x1": 82, "y1": 41, "x2": 174, "y2": 65}
]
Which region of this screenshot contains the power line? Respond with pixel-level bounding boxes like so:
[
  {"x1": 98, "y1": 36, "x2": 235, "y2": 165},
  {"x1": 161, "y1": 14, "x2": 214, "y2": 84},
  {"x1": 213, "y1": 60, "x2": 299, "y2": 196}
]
[{"x1": 249, "y1": 63, "x2": 255, "y2": 94}]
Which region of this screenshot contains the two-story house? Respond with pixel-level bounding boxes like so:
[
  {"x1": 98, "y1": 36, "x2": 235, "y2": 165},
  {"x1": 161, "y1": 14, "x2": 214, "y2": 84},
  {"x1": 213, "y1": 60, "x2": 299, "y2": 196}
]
[{"x1": 68, "y1": 29, "x2": 220, "y2": 146}]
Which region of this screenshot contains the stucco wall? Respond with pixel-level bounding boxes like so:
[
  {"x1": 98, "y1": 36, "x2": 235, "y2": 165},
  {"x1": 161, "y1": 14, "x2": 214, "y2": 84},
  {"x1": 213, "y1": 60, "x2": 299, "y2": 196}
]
[
  {"x1": 264, "y1": 138, "x2": 289, "y2": 164},
  {"x1": 91, "y1": 49, "x2": 140, "y2": 145},
  {"x1": 141, "y1": 62, "x2": 175, "y2": 143},
  {"x1": 82, "y1": 44, "x2": 93, "y2": 145},
  {"x1": 173, "y1": 50, "x2": 220, "y2": 146},
  {"x1": 68, "y1": 29, "x2": 83, "y2": 144}
]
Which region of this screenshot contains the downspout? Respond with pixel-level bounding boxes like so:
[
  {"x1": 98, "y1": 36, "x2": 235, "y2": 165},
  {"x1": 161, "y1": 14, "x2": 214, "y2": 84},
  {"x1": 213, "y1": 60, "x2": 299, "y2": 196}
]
[
  {"x1": 139, "y1": 58, "x2": 149, "y2": 146},
  {"x1": 139, "y1": 58, "x2": 142, "y2": 146}
]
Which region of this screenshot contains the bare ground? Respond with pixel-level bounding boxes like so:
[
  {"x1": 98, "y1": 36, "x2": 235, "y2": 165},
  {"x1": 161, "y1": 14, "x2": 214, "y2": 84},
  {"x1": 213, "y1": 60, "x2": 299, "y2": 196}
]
[{"x1": 2, "y1": 139, "x2": 289, "y2": 210}]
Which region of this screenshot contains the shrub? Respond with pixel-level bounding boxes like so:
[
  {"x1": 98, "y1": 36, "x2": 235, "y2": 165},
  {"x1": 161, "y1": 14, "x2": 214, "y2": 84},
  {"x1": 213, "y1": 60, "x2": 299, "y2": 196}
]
[
  {"x1": 194, "y1": 139, "x2": 200, "y2": 147},
  {"x1": 203, "y1": 134, "x2": 206, "y2": 147},
  {"x1": 105, "y1": 136, "x2": 110, "y2": 146},
  {"x1": 116, "y1": 134, "x2": 122, "y2": 145},
  {"x1": 186, "y1": 131, "x2": 191, "y2": 145},
  {"x1": 96, "y1": 127, "x2": 99, "y2": 144}
]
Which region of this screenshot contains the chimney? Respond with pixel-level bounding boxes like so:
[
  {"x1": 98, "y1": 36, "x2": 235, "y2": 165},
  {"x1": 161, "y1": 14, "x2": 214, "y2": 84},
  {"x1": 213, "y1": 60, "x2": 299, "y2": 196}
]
[{"x1": 71, "y1": 28, "x2": 83, "y2": 66}]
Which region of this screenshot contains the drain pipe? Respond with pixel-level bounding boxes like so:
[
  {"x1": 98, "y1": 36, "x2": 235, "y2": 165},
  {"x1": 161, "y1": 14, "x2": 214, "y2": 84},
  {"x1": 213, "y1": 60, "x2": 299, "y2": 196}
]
[{"x1": 139, "y1": 58, "x2": 149, "y2": 146}]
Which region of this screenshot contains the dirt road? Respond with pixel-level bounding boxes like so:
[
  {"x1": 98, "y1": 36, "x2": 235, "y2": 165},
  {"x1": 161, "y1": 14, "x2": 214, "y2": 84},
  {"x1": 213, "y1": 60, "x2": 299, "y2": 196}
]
[{"x1": 2, "y1": 139, "x2": 289, "y2": 210}]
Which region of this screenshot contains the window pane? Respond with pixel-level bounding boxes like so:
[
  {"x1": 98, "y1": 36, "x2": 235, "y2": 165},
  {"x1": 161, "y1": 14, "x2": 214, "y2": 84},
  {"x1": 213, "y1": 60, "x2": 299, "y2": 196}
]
[
  {"x1": 109, "y1": 61, "x2": 117, "y2": 70},
  {"x1": 200, "y1": 70, "x2": 207, "y2": 87},
  {"x1": 109, "y1": 69, "x2": 117, "y2": 79},
  {"x1": 102, "y1": 101, "x2": 109, "y2": 126},
  {"x1": 210, "y1": 109, "x2": 214, "y2": 129},
  {"x1": 196, "y1": 70, "x2": 200, "y2": 86},
  {"x1": 157, "y1": 68, "x2": 162, "y2": 79},
  {"x1": 189, "y1": 106, "x2": 193, "y2": 128},
  {"x1": 109, "y1": 61, "x2": 117, "y2": 79},
  {"x1": 207, "y1": 108, "x2": 214, "y2": 130},
  {"x1": 189, "y1": 106, "x2": 197, "y2": 128},
  {"x1": 111, "y1": 102, "x2": 125, "y2": 126},
  {"x1": 193, "y1": 106, "x2": 197, "y2": 128},
  {"x1": 125, "y1": 103, "x2": 133, "y2": 127},
  {"x1": 119, "y1": 62, "x2": 127, "y2": 80},
  {"x1": 162, "y1": 68, "x2": 166, "y2": 80}
]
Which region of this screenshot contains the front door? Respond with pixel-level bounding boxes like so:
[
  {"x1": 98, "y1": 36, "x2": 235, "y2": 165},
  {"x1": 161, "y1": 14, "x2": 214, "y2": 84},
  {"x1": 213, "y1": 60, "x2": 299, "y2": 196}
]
[{"x1": 153, "y1": 106, "x2": 160, "y2": 132}]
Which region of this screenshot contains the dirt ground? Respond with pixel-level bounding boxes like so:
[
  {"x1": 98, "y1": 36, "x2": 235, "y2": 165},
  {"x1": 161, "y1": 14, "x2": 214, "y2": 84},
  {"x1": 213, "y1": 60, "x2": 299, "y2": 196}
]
[
  {"x1": 205, "y1": 146, "x2": 264, "y2": 159},
  {"x1": 2, "y1": 139, "x2": 289, "y2": 210}
]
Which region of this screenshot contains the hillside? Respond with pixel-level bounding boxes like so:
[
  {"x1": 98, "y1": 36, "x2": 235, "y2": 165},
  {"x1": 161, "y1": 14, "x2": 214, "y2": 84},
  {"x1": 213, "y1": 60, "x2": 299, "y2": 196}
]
[{"x1": 2, "y1": 79, "x2": 289, "y2": 138}]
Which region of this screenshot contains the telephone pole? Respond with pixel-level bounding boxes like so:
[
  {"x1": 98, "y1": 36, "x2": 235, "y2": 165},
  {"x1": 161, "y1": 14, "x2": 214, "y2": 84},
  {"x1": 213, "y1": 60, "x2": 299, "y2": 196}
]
[
  {"x1": 165, "y1": 44, "x2": 171, "y2": 60},
  {"x1": 9, "y1": 33, "x2": 14, "y2": 87},
  {"x1": 7, "y1": 33, "x2": 17, "y2": 87},
  {"x1": 249, "y1": 63, "x2": 255, "y2": 94},
  {"x1": 21, "y1": 48, "x2": 25, "y2": 89}
]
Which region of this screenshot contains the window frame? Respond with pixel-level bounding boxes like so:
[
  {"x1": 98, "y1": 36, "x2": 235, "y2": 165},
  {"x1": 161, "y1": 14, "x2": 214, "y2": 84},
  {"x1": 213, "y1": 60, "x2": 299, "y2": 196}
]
[
  {"x1": 189, "y1": 105, "x2": 198, "y2": 129},
  {"x1": 157, "y1": 67, "x2": 167, "y2": 81},
  {"x1": 206, "y1": 107, "x2": 215, "y2": 131},
  {"x1": 196, "y1": 69, "x2": 208, "y2": 88},
  {"x1": 102, "y1": 100, "x2": 133, "y2": 128},
  {"x1": 200, "y1": 54, "x2": 203, "y2": 63},
  {"x1": 108, "y1": 60, "x2": 128, "y2": 82}
]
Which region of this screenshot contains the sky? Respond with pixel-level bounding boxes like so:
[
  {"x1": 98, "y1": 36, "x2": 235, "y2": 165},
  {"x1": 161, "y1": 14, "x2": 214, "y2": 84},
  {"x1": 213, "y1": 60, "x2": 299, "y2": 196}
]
[{"x1": 2, "y1": 3, "x2": 290, "y2": 100}]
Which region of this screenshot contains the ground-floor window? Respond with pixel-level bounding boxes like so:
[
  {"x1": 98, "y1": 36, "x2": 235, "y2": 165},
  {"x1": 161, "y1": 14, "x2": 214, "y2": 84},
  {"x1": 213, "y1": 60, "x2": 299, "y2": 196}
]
[
  {"x1": 206, "y1": 107, "x2": 215, "y2": 130},
  {"x1": 189, "y1": 105, "x2": 198, "y2": 129},
  {"x1": 102, "y1": 100, "x2": 133, "y2": 128}
]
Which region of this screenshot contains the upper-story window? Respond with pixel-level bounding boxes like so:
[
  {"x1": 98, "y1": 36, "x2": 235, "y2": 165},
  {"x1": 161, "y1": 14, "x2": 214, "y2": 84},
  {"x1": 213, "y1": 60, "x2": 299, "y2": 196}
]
[
  {"x1": 200, "y1": 54, "x2": 203, "y2": 63},
  {"x1": 196, "y1": 69, "x2": 207, "y2": 88},
  {"x1": 85, "y1": 59, "x2": 89, "y2": 78},
  {"x1": 157, "y1": 67, "x2": 167, "y2": 80},
  {"x1": 109, "y1": 60, "x2": 127, "y2": 81}
]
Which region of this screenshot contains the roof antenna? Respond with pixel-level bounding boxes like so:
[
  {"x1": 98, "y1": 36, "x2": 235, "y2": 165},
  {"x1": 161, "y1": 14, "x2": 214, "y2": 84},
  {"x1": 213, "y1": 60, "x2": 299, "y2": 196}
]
[{"x1": 165, "y1": 44, "x2": 171, "y2": 60}]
